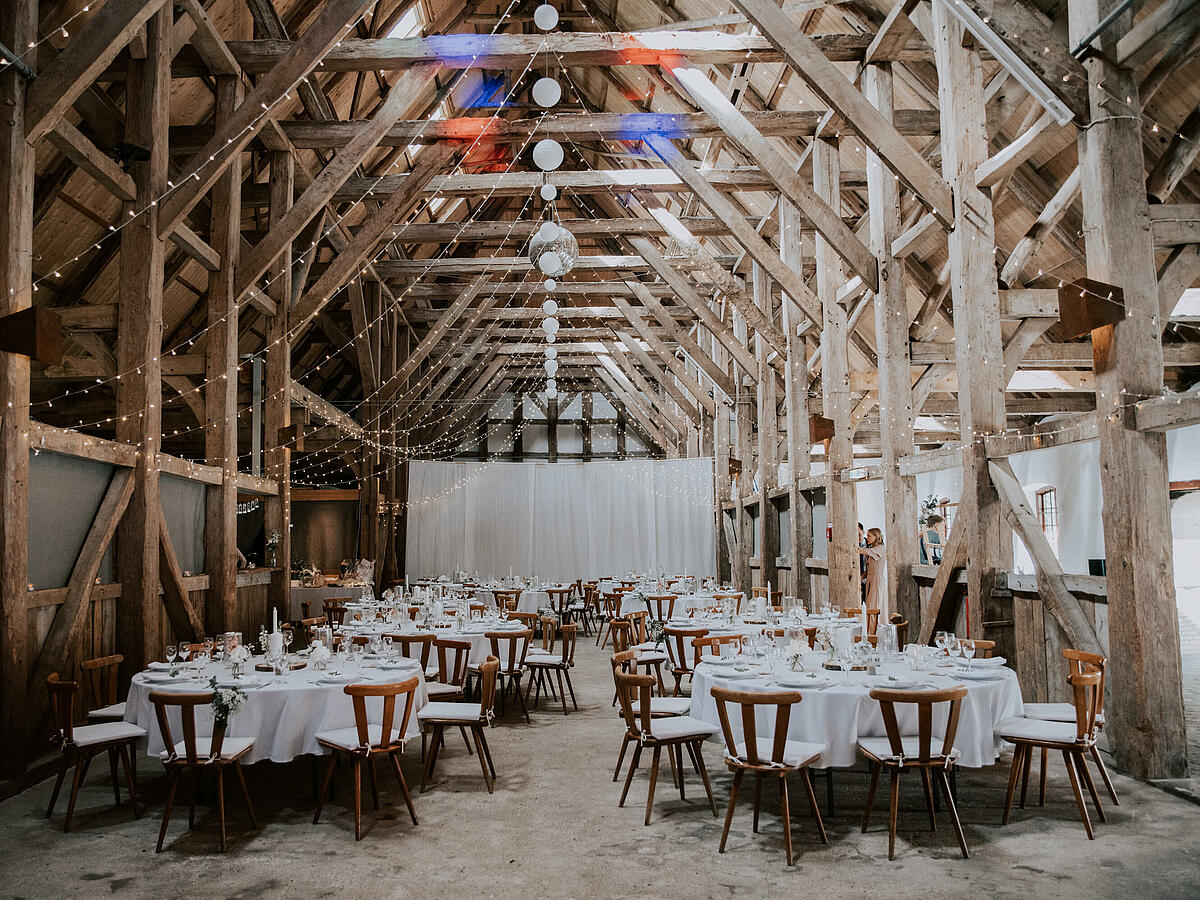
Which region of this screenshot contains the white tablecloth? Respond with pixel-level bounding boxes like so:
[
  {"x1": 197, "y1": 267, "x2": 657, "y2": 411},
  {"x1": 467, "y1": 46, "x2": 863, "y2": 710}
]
[
  {"x1": 339, "y1": 621, "x2": 530, "y2": 666},
  {"x1": 621, "y1": 593, "x2": 718, "y2": 617},
  {"x1": 125, "y1": 658, "x2": 428, "y2": 765},
  {"x1": 689, "y1": 655, "x2": 1023, "y2": 769}
]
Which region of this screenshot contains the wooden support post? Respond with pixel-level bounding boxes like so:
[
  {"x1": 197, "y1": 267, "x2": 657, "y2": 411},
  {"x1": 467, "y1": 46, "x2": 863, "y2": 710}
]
[
  {"x1": 753, "y1": 263, "x2": 779, "y2": 592},
  {"x1": 115, "y1": 6, "x2": 169, "y2": 675},
  {"x1": 582, "y1": 392, "x2": 593, "y2": 460},
  {"x1": 264, "y1": 150, "x2": 293, "y2": 620},
  {"x1": 932, "y1": 1, "x2": 1011, "y2": 650},
  {"x1": 863, "y1": 63, "x2": 919, "y2": 626},
  {"x1": 779, "y1": 200, "x2": 812, "y2": 604},
  {"x1": 0, "y1": 0, "x2": 34, "y2": 777},
  {"x1": 1071, "y1": 0, "x2": 1189, "y2": 780},
  {"x1": 813, "y1": 138, "x2": 858, "y2": 612},
  {"x1": 547, "y1": 397, "x2": 559, "y2": 463},
  {"x1": 733, "y1": 303, "x2": 755, "y2": 594},
  {"x1": 203, "y1": 75, "x2": 243, "y2": 635}
]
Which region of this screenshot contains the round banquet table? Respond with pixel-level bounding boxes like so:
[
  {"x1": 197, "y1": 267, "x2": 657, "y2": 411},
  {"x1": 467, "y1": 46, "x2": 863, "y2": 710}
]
[
  {"x1": 289, "y1": 582, "x2": 372, "y2": 620},
  {"x1": 338, "y1": 620, "x2": 534, "y2": 666},
  {"x1": 689, "y1": 654, "x2": 1023, "y2": 769},
  {"x1": 125, "y1": 657, "x2": 428, "y2": 765},
  {"x1": 621, "y1": 592, "x2": 718, "y2": 617}
]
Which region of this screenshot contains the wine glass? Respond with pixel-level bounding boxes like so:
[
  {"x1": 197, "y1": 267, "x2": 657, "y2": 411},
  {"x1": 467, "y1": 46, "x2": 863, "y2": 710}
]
[
  {"x1": 960, "y1": 638, "x2": 976, "y2": 671},
  {"x1": 177, "y1": 642, "x2": 191, "y2": 666},
  {"x1": 202, "y1": 636, "x2": 215, "y2": 660},
  {"x1": 165, "y1": 644, "x2": 177, "y2": 666}
]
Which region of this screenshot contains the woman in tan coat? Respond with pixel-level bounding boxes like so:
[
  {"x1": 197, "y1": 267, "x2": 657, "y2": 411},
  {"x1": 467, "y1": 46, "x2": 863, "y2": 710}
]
[{"x1": 858, "y1": 528, "x2": 886, "y2": 607}]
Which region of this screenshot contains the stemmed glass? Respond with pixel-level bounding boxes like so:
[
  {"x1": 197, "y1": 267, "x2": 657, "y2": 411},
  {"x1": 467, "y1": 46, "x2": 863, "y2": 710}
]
[
  {"x1": 202, "y1": 636, "x2": 215, "y2": 662},
  {"x1": 959, "y1": 638, "x2": 976, "y2": 671},
  {"x1": 165, "y1": 644, "x2": 177, "y2": 667},
  {"x1": 177, "y1": 642, "x2": 191, "y2": 669}
]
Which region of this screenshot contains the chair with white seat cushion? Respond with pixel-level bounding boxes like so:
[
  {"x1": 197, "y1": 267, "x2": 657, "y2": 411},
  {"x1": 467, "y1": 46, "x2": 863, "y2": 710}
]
[
  {"x1": 663, "y1": 626, "x2": 708, "y2": 697},
  {"x1": 149, "y1": 689, "x2": 256, "y2": 852},
  {"x1": 418, "y1": 656, "x2": 499, "y2": 794},
  {"x1": 526, "y1": 622, "x2": 578, "y2": 715},
  {"x1": 1015, "y1": 648, "x2": 1117, "y2": 808},
  {"x1": 80, "y1": 654, "x2": 127, "y2": 722},
  {"x1": 858, "y1": 686, "x2": 969, "y2": 861},
  {"x1": 613, "y1": 666, "x2": 719, "y2": 825},
  {"x1": 313, "y1": 676, "x2": 420, "y2": 841},
  {"x1": 996, "y1": 667, "x2": 1106, "y2": 839},
  {"x1": 482, "y1": 628, "x2": 533, "y2": 722},
  {"x1": 609, "y1": 650, "x2": 691, "y2": 782},
  {"x1": 45, "y1": 673, "x2": 145, "y2": 833},
  {"x1": 712, "y1": 686, "x2": 827, "y2": 866}
]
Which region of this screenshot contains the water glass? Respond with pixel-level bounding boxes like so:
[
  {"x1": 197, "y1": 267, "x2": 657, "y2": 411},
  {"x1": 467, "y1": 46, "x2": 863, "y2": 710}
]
[{"x1": 165, "y1": 644, "x2": 177, "y2": 665}]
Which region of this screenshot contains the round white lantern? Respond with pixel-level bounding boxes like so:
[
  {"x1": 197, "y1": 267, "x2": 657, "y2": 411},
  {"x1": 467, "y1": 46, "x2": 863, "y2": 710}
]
[
  {"x1": 544, "y1": 346, "x2": 558, "y2": 360},
  {"x1": 533, "y1": 3, "x2": 559, "y2": 30},
  {"x1": 545, "y1": 333, "x2": 556, "y2": 343},
  {"x1": 545, "y1": 386, "x2": 559, "y2": 399},
  {"x1": 543, "y1": 279, "x2": 556, "y2": 291},
  {"x1": 538, "y1": 251, "x2": 565, "y2": 277},
  {"x1": 544, "y1": 359, "x2": 559, "y2": 376},
  {"x1": 532, "y1": 77, "x2": 561, "y2": 108},
  {"x1": 540, "y1": 183, "x2": 558, "y2": 201},
  {"x1": 546, "y1": 378, "x2": 557, "y2": 391},
  {"x1": 532, "y1": 138, "x2": 564, "y2": 171},
  {"x1": 541, "y1": 298, "x2": 558, "y2": 315},
  {"x1": 541, "y1": 316, "x2": 559, "y2": 335}
]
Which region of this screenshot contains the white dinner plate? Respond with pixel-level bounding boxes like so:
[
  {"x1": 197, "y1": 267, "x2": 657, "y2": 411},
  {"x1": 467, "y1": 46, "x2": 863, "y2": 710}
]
[
  {"x1": 777, "y1": 676, "x2": 832, "y2": 689},
  {"x1": 871, "y1": 679, "x2": 929, "y2": 690},
  {"x1": 316, "y1": 674, "x2": 355, "y2": 685},
  {"x1": 970, "y1": 656, "x2": 1007, "y2": 667},
  {"x1": 142, "y1": 671, "x2": 194, "y2": 684},
  {"x1": 956, "y1": 670, "x2": 1003, "y2": 681},
  {"x1": 214, "y1": 677, "x2": 267, "y2": 689},
  {"x1": 719, "y1": 669, "x2": 763, "y2": 680},
  {"x1": 701, "y1": 657, "x2": 737, "y2": 667}
]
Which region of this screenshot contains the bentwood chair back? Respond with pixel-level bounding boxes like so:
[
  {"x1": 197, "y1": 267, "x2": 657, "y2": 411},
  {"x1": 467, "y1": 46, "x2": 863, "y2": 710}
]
[
  {"x1": 711, "y1": 686, "x2": 827, "y2": 864},
  {"x1": 79, "y1": 654, "x2": 125, "y2": 721},
  {"x1": 598, "y1": 593, "x2": 621, "y2": 647},
  {"x1": 431, "y1": 638, "x2": 472, "y2": 692},
  {"x1": 324, "y1": 599, "x2": 349, "y2": 626},
  {"x1": 538, "y1": 616, "x2": 559, "y2": 653},
  {"x1": 645, "y1": 594, "x2": 677, "y2": 623},
  {"x1": 493, "y1": 589, "x2": 522, "y2": 610},
  {"x1": 313, "y1": 677, "x2": 420, "y2": 841},
  {"x1": 888, "y1": 614, "x2": 908, "y2": 648},
  {"x1": 626, "y1": 609, "x2": 650, "y2": 645},
  {"x1": 45, "y1": 673, "x2": 145, "y2": 833},
  {"x1": 508, "y1": 611, "x2": 539, "y2": 631},
  {"x1": 713, "y1": 592, "x2": 743, "y2": 614},
  {"x1": 486, "y1": 629, "x2": 534, "y2": 722},
  {"x1": 750, "y1": 587, "x2": 784, "y2": 606},
  {"x1": 526, "y1": 623, "x2": 579, "y2": 715},
  {"x1": 609, "y1": 619, "x2": 632, "y2": 654},
  {"x1": 386, "y1": 632, "x2": 436, "y2": 671},
  {"x1": 663, "y1": 626, "x2": 709, "y2": 695},
  {"x1": 858, "y1": 686, "x2": 969, "y2": 860},
  {"x1": 149, "y1": 689, "x2": 257, "y2": 852},
  {"x1": 692, "y1": 634, "x2": 742, "y2": 665}
]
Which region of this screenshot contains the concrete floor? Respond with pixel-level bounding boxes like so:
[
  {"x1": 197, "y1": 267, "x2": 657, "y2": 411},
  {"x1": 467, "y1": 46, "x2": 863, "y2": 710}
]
[{"x1": 3, "y1": 638, "x2": 1200, "y2": 900}]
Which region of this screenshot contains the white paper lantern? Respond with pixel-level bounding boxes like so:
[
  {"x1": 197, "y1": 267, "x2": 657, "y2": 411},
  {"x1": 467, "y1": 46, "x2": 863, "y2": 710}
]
[
  {"x1": 541, "y1": 316, "x2": 559, "y2": 335},
  {"x1": 545, "y1": 333, "x2": 556, "y2": 343},
  {"x1": 544, "y1": 346, "x2": 558, "y2": 360},
  {"x1": 545, "y1": 386, "x2": 559, "y2": 399},
  {"x1": 532, "y1": 77, "x2": 561, "y2": 108},
  {"x1": 546, "y1": 378, "x2": 557, "y2": 391},
  {"x1": 532, "y1": 138, "x2": 563, "y2": 171},
  {"x1": 538, "y1": 250, "x2": 565, "y2": 277},
  {"x1": 533, "y1": 3, "x2": 558, "y2": 30},
  {"x1": 544, "y1": 359, "x2": 559, "y2": 376},
  {"x1": 541, "y1": 298, "x2": 558, "y2": 315},
  {"x1": 543, "y1": 279, "x2": 556, "y2": 291},
  {"x1": 540, "y1": 183, "x2": 558, "y2": 201}
]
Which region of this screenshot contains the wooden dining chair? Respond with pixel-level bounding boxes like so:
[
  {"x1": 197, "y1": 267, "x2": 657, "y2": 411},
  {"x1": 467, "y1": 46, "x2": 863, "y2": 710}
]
[
  {"x1": 313, "y1": 676, "x2": 420, "y2": 841},
  {"x1": 597, "y1": 592, "x2": 621, "y2": 647},
  {"x1": 888, "y1": 613, "x2": 909, "y2": 647},
  {"x1": 323, "y1": 599, "x2": 349, "y2": 627},
  {"x1": 711, "y1": 686, "x2": 828, "y2": 865},
  {"x1": 547, "y1": 587, "x2": 573, "y2": 621},
  {"x1": 79, "y1": 654, "x2": 127, "y2": 722},
  {"x1": 858, "y1": 686, "x2": 970, "y2": 860},
  {"x1": 149, "y1": 690, "x2": 257, "y2": 852},
  {"x1": 663, "y1": 626, "x2": 709, "y2": 696},
  {"x1": 1018, "y1": 648, "x2": 1117, "y2": 806},
  {"x1": 493, "y1": 589, "x2": 522, "y2": 610},
  {"x1": 45, "y1": 674, "x2": 145, "y2": 833},
  {"x1": 608, "y1": 650, "x2": 692, "y2": 781},
  {"x1": 750, "y1": 586, "x2": 784, "y2": 607},
  {"x1": 385, "y1": 632, "x2": 436, "y2": 674},
  {"x1": 997, "y1": 668, "x2": 1106, "y2": 838},
  {"x1": 713, "y1": 592, "x2": 744, "y2": 614},
  {"x1": 612, "y1": 667, "x2": 719, "y2": 825},
  {"x1": 302, "y1": 616, "x2": 328, "y2": 638},
  {"x1": 526, "y1": 623, "x2": 578, "y2": 715},
  {"x1": 428, "y1": 638, "x2": 472, "y2": 701},
  {"x1": 803, "y1": 627, "x2": 819, "y2": 650},
  {"x1": 972, "y1": 639, "x2": 996, "y2": 659},
  {"x1": 483, "y1": 629, "x2": 533, "y2": 722},
  {"x1": 692, "y1": 634, "x2": 743, "y2": 665},
  {"x1": 301, "y1": 600, "x2": 313, "y2": 620},
  {"x1": 418, "y1": 657, "x2": 500, "y2": 793},
  {"x1": 645, "y1": 594, "x2": 677, "y2": 623}
]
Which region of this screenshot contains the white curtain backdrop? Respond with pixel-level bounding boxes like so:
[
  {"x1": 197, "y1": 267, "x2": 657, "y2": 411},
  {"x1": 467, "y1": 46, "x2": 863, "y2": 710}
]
[{"x1": 405, "y1": 458, "x2": 715, "y2": 581}]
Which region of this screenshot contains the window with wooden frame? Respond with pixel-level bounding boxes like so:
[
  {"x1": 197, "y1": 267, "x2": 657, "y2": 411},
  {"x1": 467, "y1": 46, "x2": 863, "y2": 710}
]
[{"x1": 1036, "y1": 487, "x2": 1060, "y2": 559}]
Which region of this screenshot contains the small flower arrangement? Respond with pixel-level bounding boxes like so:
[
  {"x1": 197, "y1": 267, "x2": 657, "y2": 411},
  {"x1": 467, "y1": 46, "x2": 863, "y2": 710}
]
[
  {"x1": 918, "y1": 494, "x2": 945, "y2": 526},
  {"x1": 647, "y1": 621, "x2": 666, "y2": 647},
  {"x1": 228, "y1": 643, "x2": 251, "y2": 677},
  {"x1": 209, "y1": 677, "x2": 247, "y2": 726},
  {"x1": 309, "y1": 642, "x2": 331, "y2": 669},
  {"x1": 786, "y1": 639, "x2": 806, "y2": 670}
]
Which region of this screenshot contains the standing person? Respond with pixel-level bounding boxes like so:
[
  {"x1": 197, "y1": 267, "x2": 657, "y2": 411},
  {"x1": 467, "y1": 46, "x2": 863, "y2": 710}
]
[
  {"x1": 858, "y1": 523, "x2": 868, "y2": 599},
  {"x1": 919, "y1": 514, "x2": 946, "y2": 565},
  {"x1": 859, "y1": 528, "x2": 886, "y2": 606}
]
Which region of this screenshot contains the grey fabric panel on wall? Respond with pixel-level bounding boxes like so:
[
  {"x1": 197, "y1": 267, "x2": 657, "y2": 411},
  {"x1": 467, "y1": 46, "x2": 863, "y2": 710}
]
[
  {"x1": 291, "y1": 501, "x2": 359, "y2": 570},
  {"x1": 160, "y1": 474, "x2": 205, "y2": 575},
  {"x1": 27, "y1": 450, "x2": 114, "y2": 590}
]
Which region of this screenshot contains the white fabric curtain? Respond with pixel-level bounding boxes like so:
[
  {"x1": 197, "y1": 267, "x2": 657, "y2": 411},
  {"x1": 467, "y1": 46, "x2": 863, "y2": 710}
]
[{"x1": 405, "y1": 458, "x2": 715, "y2": 581}]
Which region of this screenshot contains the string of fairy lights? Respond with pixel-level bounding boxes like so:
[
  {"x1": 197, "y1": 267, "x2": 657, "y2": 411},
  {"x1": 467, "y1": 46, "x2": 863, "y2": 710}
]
[{"x1": 22, "y1": 0, "x2": 1200, "y2": 498}]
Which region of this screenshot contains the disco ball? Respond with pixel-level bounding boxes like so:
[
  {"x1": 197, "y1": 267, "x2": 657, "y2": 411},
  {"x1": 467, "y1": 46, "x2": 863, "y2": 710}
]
[
  {"x1": 543, "y1": 278, "x2": 557, "y2": 291},
  {"x1": 528, "y1": 220, "x2": 579, "y2": 278}
]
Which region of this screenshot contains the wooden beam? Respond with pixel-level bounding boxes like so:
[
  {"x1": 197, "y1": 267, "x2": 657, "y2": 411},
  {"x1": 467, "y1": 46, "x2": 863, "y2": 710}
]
[
  {"x1": 609, "y1": 294, "x2": 716, "y2": 417},
  {"x1": 28, "y1": 468, "x2": 134, "y2": 692},
  {"x1": 24, "y1": 0, "x2": 170, "y2": 143},
  {"x1": 175, "y1": 0, "x2": 241, "y2": 76},
  {"x1": 157, "y1": 0, "x2": 374, "y2": 237},
  {"x1": 114, "y1": 5, "x2": 169, "y2": 677},
  {"x1": 663, "y1": 60, "x2": 879, "y2": 291},
  {"x1": 167, "y1": 222, "x2": 221, "y2": 272},
  {"x1": 728, "y1": 0, "x2": 953, "y2": 224},
  {"x1": 1133, "y1": 388, "x2": 1200, "y2": 432},
  {"x1": 43, "y1": 119, "x2": 136, "y2": 200},
  {"x1": 1149, "y1": 203, "x2": 1200, "y2": 247},
  {"x1": 159, "y1": 511, "x2": 205, "y2": 640},
  {"x1": 291, "y1": 141, "x2": 458, "y2": 334},
  {"x1": 290, "y1": 380, "x2": 363, "y2": 437},
  {"x1": 233, "y1": 63, "x2": 441, "y2": 304},
  {"x1": 612, "y1": 328, "x2": 701, "y2": 424},
  {"x1": 999, "y1": 168, "x2": 1082, "y2": 287},
  {"x1": 1071, "y1": 0, "x2": 1188, "y2": 779},
  {"x1": 975, "y1": 109, "x2": 1060, "y2": 189}
]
